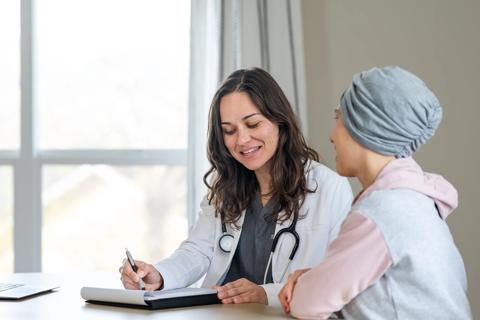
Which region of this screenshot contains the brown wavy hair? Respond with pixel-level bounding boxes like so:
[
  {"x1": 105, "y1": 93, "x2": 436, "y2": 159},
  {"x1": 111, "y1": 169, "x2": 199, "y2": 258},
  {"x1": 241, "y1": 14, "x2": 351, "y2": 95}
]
[{"x1": 203, "y1": 68, "x2": 319, "y2": 227}]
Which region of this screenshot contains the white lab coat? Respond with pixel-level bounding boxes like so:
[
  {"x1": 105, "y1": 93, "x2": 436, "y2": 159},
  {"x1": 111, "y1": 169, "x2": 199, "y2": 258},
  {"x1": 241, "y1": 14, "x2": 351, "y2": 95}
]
[{"x1": 154, "y1": 161, "x2": 353, "y2": 307}]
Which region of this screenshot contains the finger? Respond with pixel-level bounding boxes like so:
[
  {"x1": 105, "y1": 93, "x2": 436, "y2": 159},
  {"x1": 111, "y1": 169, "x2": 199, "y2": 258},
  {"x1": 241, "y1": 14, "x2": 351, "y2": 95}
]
[
  {"x1": 279, "y1": 281, "x2": 292, "y2": 303},
  {"x1": 217, "y1": 278, "x2": 248, "y2": 292},
  {"x1": 292, "y1": 273, "x2": 302, "y2": 285},
  {"x1": 279, "y1": 290, "x2": 290, "y2": 313},
  {"x1": 145, "y1": 283, "x2": 160, "y2": 291},
  {"x1": 285, "y1": 283, "x2": 293, "y2": 303},
  {"x1": 230, "y1": 291, "x2": 257, "y2": 304},
  {"x1": 122, "y1": 278, "x2": 140, "y2": 289},
  {"x1": 278, "y1": 290, "x2": 287, "y2": 308},
  {"x1": 280, "y1": 296, "x2": 289, "y2": 311},
  {"x1": 218, "y1": 284, "x2": 251, "y2": 299},
  {"x1": 122, "y1": 259, "x2": 131, "y2": 268},
  {"x1": 221, "y1": 297, "x2": 234, "y2": 304},
  {"x1": 134, "y1": 261, "x2": 151, "y2": 278},
  {"x1": 285, "y1": 290, "x2": 291, "y2": 304},
  {"x1": 229, "y1": 278, "x2": 249, "y2": 286},
  {"x1": 226, "y1": 278, "x2": 249, "y2": 288},
  {"x1": 281, "y1": 299, "x2": 290, "y2": 313},
  {"x1": 291, "y1": 271, "x2": 301, "y2": 281},
  {"x1": 135, "y1": 260, "x2": 147, "y2": 269},
  {"x1": 221, "y1": 296, "x2": 246, "y2": 304},
  {"x1": 218, "y1": 283, "x2": 266, "y2": 303},
  {"x1": 122, "y1": 259, "x2": 133, "y2": 272},
  {"x1": 237, "y1": 291, "x2": 257, "y2": 304},
  {"x1": 123, "y1": 262, "x2": 141, "y2": 283}
]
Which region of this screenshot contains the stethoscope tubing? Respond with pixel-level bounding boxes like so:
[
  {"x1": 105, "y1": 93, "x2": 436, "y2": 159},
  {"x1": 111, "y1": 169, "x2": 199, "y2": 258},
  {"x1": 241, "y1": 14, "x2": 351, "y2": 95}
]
[{"x1": 220, "y1": 214, "x2": 300, "y2": 284}]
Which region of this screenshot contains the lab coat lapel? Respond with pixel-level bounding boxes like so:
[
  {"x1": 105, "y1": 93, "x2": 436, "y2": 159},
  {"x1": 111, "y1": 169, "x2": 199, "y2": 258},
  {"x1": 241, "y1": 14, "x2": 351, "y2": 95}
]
[
  {"x1": 224, "y1": 210, "x2": 245, "y2": 268},
  {"x1": 202, "y1": 210, "x2": 246, "y2": 286}
]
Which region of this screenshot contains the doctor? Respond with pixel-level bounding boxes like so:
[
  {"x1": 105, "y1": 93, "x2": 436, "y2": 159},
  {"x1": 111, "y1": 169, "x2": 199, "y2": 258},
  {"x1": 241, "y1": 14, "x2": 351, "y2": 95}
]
[{"x1": 119, "y1": 67, "x2": 352, "y2": 307}]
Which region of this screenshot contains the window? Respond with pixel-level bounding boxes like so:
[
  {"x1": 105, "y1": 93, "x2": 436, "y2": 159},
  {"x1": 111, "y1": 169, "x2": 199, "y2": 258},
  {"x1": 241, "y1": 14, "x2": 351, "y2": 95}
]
[
  {"x1": 0, "y1": 167, "x2": 14, "y2": 274},
  {"x1": 0, "y1": 0, "x2": 19, "y2": 273},
  {"x1": 42, "y1": 165, "x2": 187, "y2": 271},
  {"x1": 0, "y1": 1, "x2": 20, "y2": 150},
  {"x1": 0, "y1": 0, "x2": 191, "y2": 272},
  {"x1": 37, "y1": 0, "x2": 189, "y2": 150}
]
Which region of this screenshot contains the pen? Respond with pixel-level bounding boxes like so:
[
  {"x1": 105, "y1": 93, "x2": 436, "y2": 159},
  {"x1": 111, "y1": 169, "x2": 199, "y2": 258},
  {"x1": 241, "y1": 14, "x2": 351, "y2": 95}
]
[{"x1": 125, "y1": 248, "x2": 146, "y2": 290}]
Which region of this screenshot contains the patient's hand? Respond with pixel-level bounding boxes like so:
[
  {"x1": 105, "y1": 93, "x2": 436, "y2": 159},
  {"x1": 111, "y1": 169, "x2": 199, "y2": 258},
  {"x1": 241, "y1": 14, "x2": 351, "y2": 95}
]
[
  {"x1": 215, "y1": 278, "x2": 267, "y2": 304},
  {"x1": 278, "y1": 268, "x2": 311, "y2": 313}
]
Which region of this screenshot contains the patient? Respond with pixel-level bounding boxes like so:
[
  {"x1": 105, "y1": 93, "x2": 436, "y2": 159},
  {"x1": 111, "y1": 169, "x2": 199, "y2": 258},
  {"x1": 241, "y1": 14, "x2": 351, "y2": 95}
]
[{"x1": 278, "y1": 66, "x2": 472, "y2": 319}]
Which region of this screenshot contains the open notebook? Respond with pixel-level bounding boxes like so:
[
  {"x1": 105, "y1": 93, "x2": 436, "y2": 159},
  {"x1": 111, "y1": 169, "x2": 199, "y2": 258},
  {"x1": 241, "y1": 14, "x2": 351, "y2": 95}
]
[{"x1": 80, "y1": 287, "x2": 220, "y2": 309}]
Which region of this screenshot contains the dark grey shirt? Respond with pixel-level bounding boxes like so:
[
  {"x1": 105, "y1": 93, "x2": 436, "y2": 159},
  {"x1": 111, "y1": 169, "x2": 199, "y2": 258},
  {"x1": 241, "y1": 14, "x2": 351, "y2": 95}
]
[{"x1": 222, "y1": 194, "x2": 276, "y2": 285}]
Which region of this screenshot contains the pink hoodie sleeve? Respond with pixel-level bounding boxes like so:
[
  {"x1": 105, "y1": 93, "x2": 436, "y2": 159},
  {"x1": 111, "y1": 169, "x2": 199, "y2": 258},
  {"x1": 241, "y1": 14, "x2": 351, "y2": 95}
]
[{"x1": 289, "y1": 212, "x2": 393, "y2": 320}]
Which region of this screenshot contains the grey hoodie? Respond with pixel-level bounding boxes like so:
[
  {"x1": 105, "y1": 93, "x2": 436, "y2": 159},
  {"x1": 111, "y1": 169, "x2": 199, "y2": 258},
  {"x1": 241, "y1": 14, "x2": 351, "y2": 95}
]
[{"x1": 289, "y1": 157, "x2": 471, "y2": 319}]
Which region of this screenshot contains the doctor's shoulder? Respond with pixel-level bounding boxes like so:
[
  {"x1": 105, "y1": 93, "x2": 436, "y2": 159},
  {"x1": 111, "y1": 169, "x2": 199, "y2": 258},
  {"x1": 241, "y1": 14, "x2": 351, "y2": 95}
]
[
  {"x1": 302, "y1": 160, "x2": 353, "y2": 223},
  {"x1": 198, "y1": 194, "x2": 218, "y2": 219},
  {"x1": 198, "y1": 170, "x2": 221, "y2": 219},
  {"x1": 305, "y1": 160, "x2": 352, "y2": 195}
]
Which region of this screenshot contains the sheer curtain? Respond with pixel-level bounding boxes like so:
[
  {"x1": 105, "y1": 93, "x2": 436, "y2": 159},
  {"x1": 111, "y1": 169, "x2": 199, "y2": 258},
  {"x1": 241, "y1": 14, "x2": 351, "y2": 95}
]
[
  {"x1": 188, "y1": 0, "x2": 307, "y2": 227},
  {"x1": 220, "y1": 0, "x2": 307, "y2": 129}
]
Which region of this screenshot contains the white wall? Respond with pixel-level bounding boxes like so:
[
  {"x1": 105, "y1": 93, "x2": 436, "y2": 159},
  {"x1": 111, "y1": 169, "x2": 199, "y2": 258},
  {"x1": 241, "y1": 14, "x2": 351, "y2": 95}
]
[{"x1": 302, "y1": 0, "x2": 480, "y2": 317}]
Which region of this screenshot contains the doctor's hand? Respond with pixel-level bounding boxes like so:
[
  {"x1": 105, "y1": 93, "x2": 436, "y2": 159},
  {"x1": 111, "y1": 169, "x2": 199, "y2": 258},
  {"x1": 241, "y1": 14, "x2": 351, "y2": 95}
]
[
  {"x1": 215, "y1": 278, "x2": 267, "y2": 304},
  {"x1": 278, "y1": 268, "x2": 311, "y2": 314},
  {"x1": 119, "y1": 259, "x2": 163, "y2": 291}
]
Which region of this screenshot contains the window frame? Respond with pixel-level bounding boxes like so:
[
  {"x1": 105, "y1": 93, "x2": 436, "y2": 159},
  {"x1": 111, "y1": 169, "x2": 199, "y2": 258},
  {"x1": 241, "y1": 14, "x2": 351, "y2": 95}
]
[{"x1": 2, "y1": 0, "x2": 190, "y2": 272}]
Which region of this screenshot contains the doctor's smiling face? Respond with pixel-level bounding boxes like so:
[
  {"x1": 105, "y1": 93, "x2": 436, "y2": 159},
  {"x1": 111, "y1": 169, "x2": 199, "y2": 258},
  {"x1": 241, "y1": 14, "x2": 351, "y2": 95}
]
[
  {"x1": 220, "y1": 91, "x2": 279, "y2": 174},
  {"x1": 205, "y1": 67, "x2": 319, "y2": 226}
]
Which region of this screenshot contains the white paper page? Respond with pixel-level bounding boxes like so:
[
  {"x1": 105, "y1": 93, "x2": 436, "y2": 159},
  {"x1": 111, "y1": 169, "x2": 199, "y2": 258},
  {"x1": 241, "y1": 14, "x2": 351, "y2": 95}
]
[
  {"x1": 144, "y1": 288, "x2": 217, "y2": 301},
  {"x1": 80, "y1": 287, "x2": 148, "y2": 306}
]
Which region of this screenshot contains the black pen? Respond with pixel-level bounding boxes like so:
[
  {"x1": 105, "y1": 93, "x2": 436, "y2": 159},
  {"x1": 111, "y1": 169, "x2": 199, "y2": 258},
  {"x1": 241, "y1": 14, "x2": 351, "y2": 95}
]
[{"x1": 125, "y1": 248, "x2": 146, "y2": 290}]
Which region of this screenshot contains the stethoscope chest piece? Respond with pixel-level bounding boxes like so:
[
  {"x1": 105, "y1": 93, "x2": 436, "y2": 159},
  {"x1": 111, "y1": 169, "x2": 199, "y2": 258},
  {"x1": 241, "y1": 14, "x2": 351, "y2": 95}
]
[{"x1": 219, "y1": 232, "x2": 234, "y2": 253}]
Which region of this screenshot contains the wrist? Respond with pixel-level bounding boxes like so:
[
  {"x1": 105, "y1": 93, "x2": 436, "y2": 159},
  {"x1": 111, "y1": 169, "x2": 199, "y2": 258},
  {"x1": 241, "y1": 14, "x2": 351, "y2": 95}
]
[
  {"x1": 158, "y1": 273, "x2": 164, "y2": 290},
  {"x1": 259, "y1": 286, "x2": 268, "y2": 305}
]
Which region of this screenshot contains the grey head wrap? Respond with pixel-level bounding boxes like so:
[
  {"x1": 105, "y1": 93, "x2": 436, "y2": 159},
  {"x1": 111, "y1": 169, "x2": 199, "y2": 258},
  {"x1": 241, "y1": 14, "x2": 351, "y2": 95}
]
[{"x1": 340, "y1": 66, "x2": 442, "y2": 158}]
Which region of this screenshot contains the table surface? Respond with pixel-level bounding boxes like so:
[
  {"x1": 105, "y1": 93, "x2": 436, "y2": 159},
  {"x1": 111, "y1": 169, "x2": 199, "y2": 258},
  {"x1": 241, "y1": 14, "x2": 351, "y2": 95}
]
[{"x1": 0, "y1": 272, "x2": 291, "y2": 320}]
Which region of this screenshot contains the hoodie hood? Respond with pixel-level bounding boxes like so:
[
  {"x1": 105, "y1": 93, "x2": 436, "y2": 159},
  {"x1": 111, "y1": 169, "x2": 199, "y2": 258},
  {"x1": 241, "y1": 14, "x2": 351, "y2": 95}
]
[{"x1": 355, "y1": 157, "x2": 458, "y2": 219}]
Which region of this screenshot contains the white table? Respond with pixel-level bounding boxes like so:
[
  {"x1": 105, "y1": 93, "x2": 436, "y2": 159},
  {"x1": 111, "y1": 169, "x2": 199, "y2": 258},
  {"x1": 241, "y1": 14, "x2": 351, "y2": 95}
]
[{"x1": 0, "y1": 272, "x2": 290, "y2": 319}]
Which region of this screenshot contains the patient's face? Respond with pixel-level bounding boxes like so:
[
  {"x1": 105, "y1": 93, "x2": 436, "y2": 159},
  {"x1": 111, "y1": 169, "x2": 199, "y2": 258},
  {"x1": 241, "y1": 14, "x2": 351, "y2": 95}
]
[{"x1": 329, "y1": 109, "x2": 364, "y2": 177}]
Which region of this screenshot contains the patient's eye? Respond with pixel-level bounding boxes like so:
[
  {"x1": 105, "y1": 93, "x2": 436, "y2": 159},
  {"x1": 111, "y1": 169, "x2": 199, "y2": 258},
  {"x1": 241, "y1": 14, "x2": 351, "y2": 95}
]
[{"x1": 334, "y1": 109, "x2": 341, "y2": 120}]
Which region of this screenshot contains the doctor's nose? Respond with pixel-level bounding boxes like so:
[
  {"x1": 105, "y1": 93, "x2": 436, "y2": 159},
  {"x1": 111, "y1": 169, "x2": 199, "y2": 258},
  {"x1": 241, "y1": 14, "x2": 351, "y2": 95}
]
[{"x1": 237, "y1": 128, "x2": 251, "y2": 145}]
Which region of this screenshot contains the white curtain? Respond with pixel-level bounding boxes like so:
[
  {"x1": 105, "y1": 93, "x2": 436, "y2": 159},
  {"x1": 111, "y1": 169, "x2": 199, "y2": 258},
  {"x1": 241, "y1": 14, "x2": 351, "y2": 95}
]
[
  {"x1": 188, "y1": 0, "x2": 307, "y2": 228},
  {"x1": 220, "y1": 0, "x2": 308, "y2": 130}
]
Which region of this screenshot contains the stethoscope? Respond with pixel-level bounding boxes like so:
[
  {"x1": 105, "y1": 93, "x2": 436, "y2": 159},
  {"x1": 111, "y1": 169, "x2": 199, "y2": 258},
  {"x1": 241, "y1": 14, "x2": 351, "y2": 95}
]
[{"x1": 218, "y1": 214, "x2": 300, "y2": 284}]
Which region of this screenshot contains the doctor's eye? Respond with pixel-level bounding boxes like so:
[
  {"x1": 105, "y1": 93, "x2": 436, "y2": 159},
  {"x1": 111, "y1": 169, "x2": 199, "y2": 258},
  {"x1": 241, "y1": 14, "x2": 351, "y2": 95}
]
[
  {"x1": 223, "y1": 129, "x2": 236, "y2": 135},
  {"x1": 246, "y1": 121, "x2": 261, "y2": 129}
]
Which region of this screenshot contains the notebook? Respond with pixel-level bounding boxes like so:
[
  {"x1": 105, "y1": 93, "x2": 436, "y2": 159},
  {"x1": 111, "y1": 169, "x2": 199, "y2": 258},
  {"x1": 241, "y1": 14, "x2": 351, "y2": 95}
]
[
  {"x1": 80, "y1": 287, "x2": 221, "y2": 310},
  {"x1": 0, "y1": 282, "x2": 59, "y2": 300}
]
